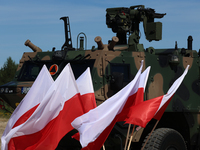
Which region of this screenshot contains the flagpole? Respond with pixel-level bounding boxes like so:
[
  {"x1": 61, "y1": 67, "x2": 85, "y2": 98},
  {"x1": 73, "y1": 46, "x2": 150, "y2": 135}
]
[
  {"x1": 141, "y1": 120, "x2": 159, "y2": 150},
  {"x1": 124, "y1": 124, "x2": 131, "y2": 150},
  {"x1": 127, "y1": 125, "x2": 135, "y2": 150},
  {"x1": 103, "y1": 144, "x2": 106, "y2": 150}
]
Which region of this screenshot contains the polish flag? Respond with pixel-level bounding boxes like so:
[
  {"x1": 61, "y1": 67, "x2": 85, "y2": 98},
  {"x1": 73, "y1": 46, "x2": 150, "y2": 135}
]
[
  {"x1": 71, "y1": 61, "x2": 151, "y2": 150},
  {"x1": 5, "y1": 64, "x2": 85, "y2": 150},
  {"x1": 117, "y1": 65, "x2": 150, "y2": 122},
  {"x1": 70, "y1": 67, "x2": 97, "y2": 141},
  {"x1": 76, "y1": 67, "x2": 96, "y2": 113},
  {"x1": 1, "y1": 65, "x2": 53, "y2": 150},
  {"x1": 124, "y1": 65, "x2": 189, "y2": 128}
]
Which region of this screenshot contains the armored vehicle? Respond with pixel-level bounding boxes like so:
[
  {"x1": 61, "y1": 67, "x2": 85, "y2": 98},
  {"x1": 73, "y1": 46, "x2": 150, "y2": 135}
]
[{"x1": 1, "y1": 5, "x2": 200, "y2": 150}]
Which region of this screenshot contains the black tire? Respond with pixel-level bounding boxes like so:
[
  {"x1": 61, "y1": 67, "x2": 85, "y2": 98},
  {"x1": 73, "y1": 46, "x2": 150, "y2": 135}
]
[{"x1": 142, "y1": 128, "x2": 187, "y2": 150}]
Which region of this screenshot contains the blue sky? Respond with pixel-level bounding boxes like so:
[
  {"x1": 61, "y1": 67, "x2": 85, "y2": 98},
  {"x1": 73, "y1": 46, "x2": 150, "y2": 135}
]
[{"x1": 1, "y1": 0, "x2": 200, "y2": 68}]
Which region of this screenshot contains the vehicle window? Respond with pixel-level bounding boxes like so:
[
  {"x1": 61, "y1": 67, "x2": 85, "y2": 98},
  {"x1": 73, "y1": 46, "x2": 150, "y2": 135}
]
[{"x1": 17, "y1": 61, "x2": 57, "y2": 81}]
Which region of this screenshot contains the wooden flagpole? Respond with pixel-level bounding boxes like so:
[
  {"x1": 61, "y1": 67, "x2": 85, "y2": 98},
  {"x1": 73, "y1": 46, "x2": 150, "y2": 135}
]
[
  {"x1": 103, "y1": 144, "x2": 106, "y2": 150},
  {"x1": 124, "y1": 124, "x2": 131, "y2": 150},
  {"x1": 141, "y1": 120, "x2": 159, "y2": 150},
  {"x1": 127, "y1": 125, "x2": 136, "y2": 150}
]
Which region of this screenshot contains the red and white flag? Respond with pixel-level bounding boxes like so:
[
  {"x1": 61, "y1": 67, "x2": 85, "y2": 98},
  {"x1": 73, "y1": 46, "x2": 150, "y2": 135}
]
[
  {"x1": 117, "y1": 65, "x2": 150, "y2": 122},
  {"x1": 124, "y1": 65, "x2": 189, "y2": 128},
  {"x1": 71, "y1": 61, "x2": 151, "y2": 150},
  {"x1": 71, "y1": 67, "x2": 97, "y2": 141},
  {"x1": 5, "y1": 64, "x2": 85, "y2": 150},
  {"x1": 1, "y1": 65, "x2": 53, "y2": 150},
  {"x1": 76, "y1": 67, "x2": 96, "y2": 113}
]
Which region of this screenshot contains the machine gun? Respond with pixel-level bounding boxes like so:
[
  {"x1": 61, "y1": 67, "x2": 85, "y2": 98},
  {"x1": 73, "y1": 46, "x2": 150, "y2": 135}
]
[{"x1": 106, "y1": 5, "x2": 166, "y2": 51}]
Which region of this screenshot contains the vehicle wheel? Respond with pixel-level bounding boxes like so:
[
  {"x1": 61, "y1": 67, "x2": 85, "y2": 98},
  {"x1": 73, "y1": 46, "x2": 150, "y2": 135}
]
[{"x1": 142, "y1": 128, "x2": 187, "y2": 150}]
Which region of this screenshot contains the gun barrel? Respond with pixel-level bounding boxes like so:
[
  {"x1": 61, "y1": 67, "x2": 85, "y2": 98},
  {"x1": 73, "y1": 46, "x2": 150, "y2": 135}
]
[
  {"x1": 95, "y1": 36, "x2": 104, "y2": 50},
  {"x1": 24, "y1": 39, "x2": 42, "y2": 52},
  {"x1": 108, "y1": 36, "x2": 119, "y2": 50}
]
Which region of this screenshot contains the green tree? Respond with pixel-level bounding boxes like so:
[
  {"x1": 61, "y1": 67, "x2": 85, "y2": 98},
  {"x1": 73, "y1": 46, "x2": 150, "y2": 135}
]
[{"x1": 0, "y1": 57, "x2": 18, "y2": 85}]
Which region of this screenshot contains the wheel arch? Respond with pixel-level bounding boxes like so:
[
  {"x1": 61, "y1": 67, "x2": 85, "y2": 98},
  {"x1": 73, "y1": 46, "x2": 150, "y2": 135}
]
[{"x1": 142, "y1": 112, "x2": 191, "y2": 149}]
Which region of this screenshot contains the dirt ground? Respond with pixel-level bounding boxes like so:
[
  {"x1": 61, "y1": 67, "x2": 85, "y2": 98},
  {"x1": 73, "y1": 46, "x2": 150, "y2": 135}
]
[{"x1": 0, "y1": 117, "x2": 9, "y2": 149}]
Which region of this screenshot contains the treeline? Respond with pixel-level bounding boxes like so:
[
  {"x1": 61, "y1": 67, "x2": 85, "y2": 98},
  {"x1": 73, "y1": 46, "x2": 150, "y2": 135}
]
[{"x1": 0, "y1": 57, "x2": 18, "y2": 85}]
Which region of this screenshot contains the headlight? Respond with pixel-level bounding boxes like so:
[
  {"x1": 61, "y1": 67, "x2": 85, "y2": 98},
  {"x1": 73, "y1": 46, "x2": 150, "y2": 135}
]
[
  {"x1": 8, "y1": 89, "x2": 14, "y2": 93},
  {"x1": 5, "y1": 88, "x2": 8, "y2": 93},
  {"x1": 0, "y1": 88, "x2": 4, "y2": 93}
]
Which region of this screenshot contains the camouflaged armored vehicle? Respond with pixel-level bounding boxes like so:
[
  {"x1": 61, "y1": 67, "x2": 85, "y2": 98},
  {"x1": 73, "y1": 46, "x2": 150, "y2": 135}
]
[{"x1": 1, "y1": 5, "x2": 200, "y2": 150}]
